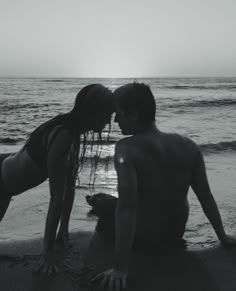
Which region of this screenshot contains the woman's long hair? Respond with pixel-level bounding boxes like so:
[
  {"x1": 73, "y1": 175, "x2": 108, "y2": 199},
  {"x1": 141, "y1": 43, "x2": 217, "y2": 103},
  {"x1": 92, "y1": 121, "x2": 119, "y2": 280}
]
[{"x1": 24, "y1": 84, "x2": 114, "y2": 197}]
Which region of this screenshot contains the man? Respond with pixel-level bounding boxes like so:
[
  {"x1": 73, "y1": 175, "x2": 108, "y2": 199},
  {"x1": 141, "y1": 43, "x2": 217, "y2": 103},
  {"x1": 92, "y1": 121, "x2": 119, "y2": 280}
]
[{"x1": 90, "y1": 83, "x2": 236, "y2": 290}]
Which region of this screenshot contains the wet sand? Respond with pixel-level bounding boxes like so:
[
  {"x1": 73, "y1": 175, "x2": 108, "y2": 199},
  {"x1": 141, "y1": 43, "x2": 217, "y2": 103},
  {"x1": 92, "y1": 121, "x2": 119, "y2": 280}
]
[
  {"x1": 0, "y1": 153, "x2": 236, "y2": 290},
  {"x1": 1, "y1": 230, "x2": 236, "y2": 291}
]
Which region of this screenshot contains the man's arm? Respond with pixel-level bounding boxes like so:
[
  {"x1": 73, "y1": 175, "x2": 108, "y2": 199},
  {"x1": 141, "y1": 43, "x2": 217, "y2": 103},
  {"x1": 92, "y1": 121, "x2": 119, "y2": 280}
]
[
  {"x1": 91, "y1": 140, "x2": 137, "y2": 290},
  {"x1": 113, "y1": 140, "x2": 138, "y2": 271},
  {"x1": 191, "y1": 148, "x2": 235, "y2": 245}
]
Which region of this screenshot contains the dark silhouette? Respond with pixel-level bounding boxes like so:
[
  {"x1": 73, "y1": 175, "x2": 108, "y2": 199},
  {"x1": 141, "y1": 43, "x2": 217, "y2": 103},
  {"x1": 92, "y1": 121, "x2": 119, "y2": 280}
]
[
  {"x1": 87, "y1": 82, "x2": 236, "y2": 290},
  {"x1": 0, "y1": 84, "x2": 114, "y2": 274}
]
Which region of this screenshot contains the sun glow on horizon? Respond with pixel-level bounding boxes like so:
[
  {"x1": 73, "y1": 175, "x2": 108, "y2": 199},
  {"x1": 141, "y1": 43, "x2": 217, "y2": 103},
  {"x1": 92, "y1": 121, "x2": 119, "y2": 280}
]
[{"x1": 78, "y1": 50, "x2": 144, "y2": 78}]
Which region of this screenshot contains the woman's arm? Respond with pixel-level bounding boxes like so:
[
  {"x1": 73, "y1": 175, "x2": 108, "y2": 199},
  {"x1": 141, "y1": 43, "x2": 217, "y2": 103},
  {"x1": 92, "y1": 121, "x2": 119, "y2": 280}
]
[
  {"x1": 44, "y1": 129, "x2": 72, "y2": 253},
  {"x1": 56, "y1": 138, "x2": 80, "y2": 246},
  {"x1": 56, "y1": 176, "x2": 76, "y2": 246}
]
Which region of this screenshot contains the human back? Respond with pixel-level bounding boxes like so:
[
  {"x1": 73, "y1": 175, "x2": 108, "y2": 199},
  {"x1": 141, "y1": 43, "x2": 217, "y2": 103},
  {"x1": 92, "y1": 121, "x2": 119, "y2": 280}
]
[
  {"x1": 118, "y1": 128, "x2": 198, "y2": 240},
  {"x1": 2, "y1": 121, "x2": 73, "y2": 195},
  {"x1": 2, "y1": 147, "x2": 48, "y2": 195}
]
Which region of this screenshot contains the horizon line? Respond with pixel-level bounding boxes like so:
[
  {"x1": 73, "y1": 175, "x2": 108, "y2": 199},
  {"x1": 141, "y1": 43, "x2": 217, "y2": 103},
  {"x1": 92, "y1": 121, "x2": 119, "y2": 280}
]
[{"x1": 1, "y1": 75, "x2": 236, "y2": 79}]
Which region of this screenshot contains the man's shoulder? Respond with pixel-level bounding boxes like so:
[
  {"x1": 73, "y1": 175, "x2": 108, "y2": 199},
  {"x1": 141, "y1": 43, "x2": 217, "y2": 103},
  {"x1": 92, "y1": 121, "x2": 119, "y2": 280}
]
[
  {"x1": 115, "y1": 137, "x2": 133, "y2": 152},
  {"x1": 114, "y1": 137, "x2": 136, "y2": 163},
  {"x1": 161, "y1": 132, "x2": 200, "y2": 158},
  {"x1": 164, "y1": 132, "x2": 197, "y2": 145}
]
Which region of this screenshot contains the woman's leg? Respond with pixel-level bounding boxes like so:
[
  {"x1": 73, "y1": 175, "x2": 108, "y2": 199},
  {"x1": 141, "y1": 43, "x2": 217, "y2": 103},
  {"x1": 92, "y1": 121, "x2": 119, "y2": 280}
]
[
  {"x1": 0, "y1": 193, "x2": 11, "y2": 222},
  {"x1": 0, "y1": 153, "x2": 12, "y2": 222}
]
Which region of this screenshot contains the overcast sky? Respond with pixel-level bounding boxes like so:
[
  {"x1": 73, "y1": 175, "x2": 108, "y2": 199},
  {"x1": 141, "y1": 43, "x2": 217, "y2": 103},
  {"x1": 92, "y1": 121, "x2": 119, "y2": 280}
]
[{"x1": 1, "y1": 0, "x2": 236, "y2": 78}]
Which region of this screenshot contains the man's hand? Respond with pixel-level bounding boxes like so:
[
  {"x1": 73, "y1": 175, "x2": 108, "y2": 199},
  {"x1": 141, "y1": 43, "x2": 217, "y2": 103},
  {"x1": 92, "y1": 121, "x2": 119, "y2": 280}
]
[
  {"x1": 91, "y1": 268, "x2": 127, "y2": 291},
  {"x1": 221, "y1": 234, "x2": 236, "y2": 248}
]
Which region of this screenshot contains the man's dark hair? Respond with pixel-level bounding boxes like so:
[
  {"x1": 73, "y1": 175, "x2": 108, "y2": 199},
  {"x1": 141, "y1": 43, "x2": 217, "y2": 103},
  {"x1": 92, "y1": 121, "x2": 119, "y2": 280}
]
[{"x1": 114, "y1": 82, "x2": 156, "y2": 123}]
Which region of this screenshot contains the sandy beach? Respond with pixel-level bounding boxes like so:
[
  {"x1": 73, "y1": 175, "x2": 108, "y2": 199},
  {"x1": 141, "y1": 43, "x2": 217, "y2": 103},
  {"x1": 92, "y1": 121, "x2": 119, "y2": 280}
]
[
  {"x1": 0, "y1": 153, "x2": 236, "y2": 290},
  {"x1": 1, "y1": 229, "x2": 236, "y2": 291}
]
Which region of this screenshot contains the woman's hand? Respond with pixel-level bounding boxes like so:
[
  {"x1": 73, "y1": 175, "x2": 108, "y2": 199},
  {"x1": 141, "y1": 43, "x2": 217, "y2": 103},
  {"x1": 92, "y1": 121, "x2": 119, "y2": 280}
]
[
  {"x1": 36, "y1": 249, "x2": 74, "y2": 275},
  {"x1": 90, "y1": 268, "x2": 128, "y2": 291},
  {"x1": 221, "y1": 234, "x2": 236, "y2": 248},
  {"x1": 36, "y1": 251, "x2": 64, "y2": 275}
]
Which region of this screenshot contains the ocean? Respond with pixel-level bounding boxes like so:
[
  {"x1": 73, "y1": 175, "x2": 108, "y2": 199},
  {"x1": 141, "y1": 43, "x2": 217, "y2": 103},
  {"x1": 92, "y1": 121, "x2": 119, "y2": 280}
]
[{"x1": 0, "y1": 77, "x2": 236, "y2": 249}]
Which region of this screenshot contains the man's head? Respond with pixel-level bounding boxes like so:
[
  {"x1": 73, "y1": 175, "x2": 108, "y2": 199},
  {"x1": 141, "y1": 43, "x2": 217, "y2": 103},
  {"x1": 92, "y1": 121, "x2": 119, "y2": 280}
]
[{"x1": 114, "y1": 83, "x2": 156, "y2": 134}]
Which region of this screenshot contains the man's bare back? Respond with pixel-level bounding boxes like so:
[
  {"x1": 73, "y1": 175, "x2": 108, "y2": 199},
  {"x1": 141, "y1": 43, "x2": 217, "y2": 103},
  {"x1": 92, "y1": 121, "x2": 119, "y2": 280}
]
[{"x1": 115, "y1": 128, "x2": 198, "y2": 240}]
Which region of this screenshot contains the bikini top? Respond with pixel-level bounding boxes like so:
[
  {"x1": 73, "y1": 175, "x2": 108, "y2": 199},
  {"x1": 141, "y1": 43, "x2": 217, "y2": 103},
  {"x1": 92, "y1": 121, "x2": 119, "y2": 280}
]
[{"x1": 24, "y1": 125, "x2": 70, "y2": 174}]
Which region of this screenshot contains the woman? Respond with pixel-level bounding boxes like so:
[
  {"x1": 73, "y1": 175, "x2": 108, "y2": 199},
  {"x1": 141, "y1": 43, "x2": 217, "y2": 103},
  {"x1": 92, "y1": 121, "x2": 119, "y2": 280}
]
[{"x1": 0, "y1": 84, "x2": 114, "y2": 273}]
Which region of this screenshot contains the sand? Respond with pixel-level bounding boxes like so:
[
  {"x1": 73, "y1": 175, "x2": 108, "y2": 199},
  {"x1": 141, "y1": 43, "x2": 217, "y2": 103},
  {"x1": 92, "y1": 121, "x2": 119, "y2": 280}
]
[
  {"x1": 1, "y1": 153, "x2": 236, "y2": 290},
  {"x1": 1, "y1": 230, "x2": 236, "y2": 291}
]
